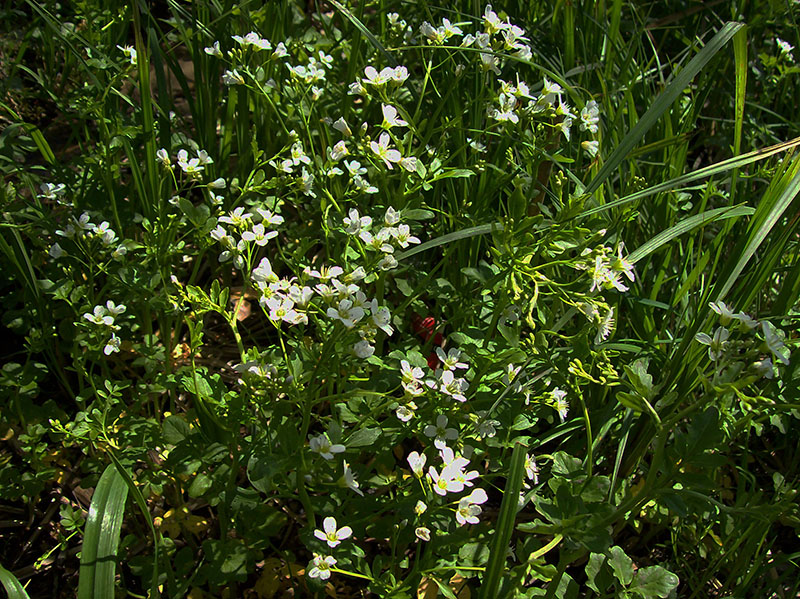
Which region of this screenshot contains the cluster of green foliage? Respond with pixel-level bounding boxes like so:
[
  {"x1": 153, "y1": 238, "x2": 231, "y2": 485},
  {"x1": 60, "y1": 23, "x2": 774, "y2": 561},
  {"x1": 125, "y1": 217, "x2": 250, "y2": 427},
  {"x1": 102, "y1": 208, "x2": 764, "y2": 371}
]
[{"x1": 1, "y1": 1, "x2": 798, "y2": 597}]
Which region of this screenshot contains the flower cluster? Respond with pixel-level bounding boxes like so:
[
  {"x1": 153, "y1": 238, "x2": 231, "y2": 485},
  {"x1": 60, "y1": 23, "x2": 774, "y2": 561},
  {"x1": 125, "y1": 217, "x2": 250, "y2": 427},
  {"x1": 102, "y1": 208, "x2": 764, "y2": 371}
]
[
  {"x1": 82, "y1": 300, "x2": 126, "y2": 355},
  {"x1": 695, "y1": 300, "x2": 791, "y2": 380},
  {"x1": 578, "y1": 243, "x2": 636, "y2": 293}
]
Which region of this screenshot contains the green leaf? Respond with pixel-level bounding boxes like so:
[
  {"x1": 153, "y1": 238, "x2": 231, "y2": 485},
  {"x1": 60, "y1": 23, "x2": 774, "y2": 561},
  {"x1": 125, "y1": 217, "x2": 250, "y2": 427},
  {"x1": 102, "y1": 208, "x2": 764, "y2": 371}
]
[
  {"x1": 608, "y1": 546, "x2": 634, "y2": 586},
  {"x1": 162, "y1": 415, "x2": 192, "y2": 444},
  {"x1": 585, "y1": 553, "x2": 608, "y2": 594},
  {"x1": 346, "y1": 427, "x2": 382, "y2": 447},
  {"x1": 77, "y1": 464, "x2": 129, "y2": 599},
  {"x1": 458, "y1": 542, "x2": 490, "y2": 568},
  {"x1": 629, "y1": 566, "x2": 680, "y2": 598},
  {"x1": 0, "y1": 564, "x2": 30, "y2": 599},
  {"x1": 432, "y1": 168, "x2": 475, "y2": 181}
]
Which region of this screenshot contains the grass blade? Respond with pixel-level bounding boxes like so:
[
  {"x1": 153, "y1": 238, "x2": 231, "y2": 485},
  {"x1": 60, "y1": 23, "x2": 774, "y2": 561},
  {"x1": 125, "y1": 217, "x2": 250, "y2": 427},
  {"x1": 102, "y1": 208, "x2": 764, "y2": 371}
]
[
  {"x1": 584, "y1": 22, "x2": 744, "y2": 197},
  {"x1": 628, "y1": 205, "x2": 755, "y2": 264},
  {"x1": 713, "y1": 155, "x2": 800, "y2": 301},
  {"x1": 0, "y1": 564, "x2": 30, "y2": 599},
  {"x1": 328, "y1": 0, "x2": 397, "y2": 67},
  {"x1": 578, "y1": 136, "x2": 800, "y2": 219},
  {"x1": 481, "y1": 441, "x2": 527, "y2": 598},
  {"x1": 77, "y1": 464, "x2": 129, "y2": 599},
  {"x1": 396, "y1": 222, "x2": 501, "y2": 261}
]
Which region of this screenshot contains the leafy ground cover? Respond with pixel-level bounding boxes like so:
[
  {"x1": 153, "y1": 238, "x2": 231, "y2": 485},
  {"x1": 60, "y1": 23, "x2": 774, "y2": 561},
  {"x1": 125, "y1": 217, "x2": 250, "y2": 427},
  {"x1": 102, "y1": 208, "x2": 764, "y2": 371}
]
[{"x1": 1, "y1": 1, "x2": 799, "y2": 597}]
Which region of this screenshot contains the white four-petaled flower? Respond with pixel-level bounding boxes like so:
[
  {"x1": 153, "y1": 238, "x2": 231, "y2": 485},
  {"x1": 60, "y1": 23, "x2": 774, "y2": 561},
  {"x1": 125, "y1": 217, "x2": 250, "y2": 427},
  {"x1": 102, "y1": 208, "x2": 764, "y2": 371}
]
[{"x1": 314, "y1": 516, "x2": 353, "y2": 548}]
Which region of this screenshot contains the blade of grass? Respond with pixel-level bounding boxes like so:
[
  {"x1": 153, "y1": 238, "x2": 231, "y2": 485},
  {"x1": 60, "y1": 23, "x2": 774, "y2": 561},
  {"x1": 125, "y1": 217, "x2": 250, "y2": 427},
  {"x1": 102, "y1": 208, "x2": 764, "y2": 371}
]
[
  {"x1": 713, "y1": 155, "x2": 800, "y2": 301},
  {"x1": 77, "y1": 464, "x2": 129, "y2": 599},
  {"x1": 583, "y1": 21, "x2": 744, "y2": 197},
  {"x1": 578, "y1": 136, "x2": 800, "y2": 219},
  {"x1": 730, "y1": 26, "x2": 748, "y2": 203},
  {"x1": 395, "y1": 222, "x2": 502, "y2": 261},
  {"x1": 628, "y1": 205, "x2": 755, "y2": 264},
  {"x1": 133, "y1": 0, "x2": 159, "y2": 219},
  {"x1": 328, "y1": 0, "x2": 397, "y2": 67},
  {"x1": 481, "y1": 441, "x2": 527, "y2": 599},
  {"x1": 0, "y1": 564, "x2": 31, "y2": 599}
]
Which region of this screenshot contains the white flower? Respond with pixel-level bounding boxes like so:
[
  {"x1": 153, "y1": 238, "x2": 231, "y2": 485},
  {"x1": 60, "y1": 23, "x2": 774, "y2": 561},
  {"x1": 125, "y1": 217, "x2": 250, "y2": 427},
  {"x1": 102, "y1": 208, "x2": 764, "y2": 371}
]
[
  {"x1": 580, "y1": 100, "x2": 600, "y2": 133},
  {"x1": 435, "y1": 347, "x2": 468, "y2": 371},
  {"x1": 222, "y1": 69, "x2": 245, "y2": 85},
  {"x1": 752, "y1": 357, "x2": 774, "y2": 380},
  {"x1": 344, "y1": 160, "x2": 367, "y2": 177},
  {"x1": 396, "y1": 401, "x2": 417, "y2": 422},
  {"x1": 475, "y1": 411, "x2": 499, "y2": 438},
  {"x1": 105, "y1": 300, "x2": 126, "y2": 316},
  {"x1": 84, "y1": 305, "x2": 114, "y2": 326},
  {"x1": 593, "y1": 307, "x2": 615, "y2": 345},
  {"x1": 104, "y1": 334, "x2": 121, "y2": 355},
  {"x1": 391, "y1": 66, "x2": 409, "y2": 83},
  {"x1": 733, "y1": 312, "x2": 759, "y2": 330},
  {"x1": 332, "y1": 117, "x2": 352, "y2": 137},
  {"x1": 343, "y1": 208, "x2": 372, "y2": 234},
  {"x1": 777, "y1": 37, "x2": 795, "y2": 58},
  {"x1": 524, "y1": 454, "x2": 539, "y2": 484},
  {"x1": 314, "y1": 516, "x2": 353, "y2": 548},
  {"x1": 611, "y1": 243, "x2": 636, "y2": 282},
  {"x1": 264, "y1": 296, "x2": 298, "y2": 324},
  {"x1": 306, "y1": 264, "x2": 344, "y2": 282},
  {"x1": 49, "y1": 243, "x2": 65, "y2": 259},
  {"x1": 407, "y1": 451, "x2": 427, "y2": 477},
  {"x1": 483, "y1": 5, "x2": 508, "y2": 34},
  {"x1": 177, "y1": 149, "x2": 203, "y2": 174},
  {"x1": 328, "y1": 140, "x2": 349, "y2": 161},
  {"x1": 309, "y1": 434, "x2": 345, "y2": 460},
  {"x1": 370, "y1": 133, "x2": 402, "y2": 169},
  {"x1": 552, "y1": 388, "x2": 569, "y2": 422},
  {"x1": 455, "y1": 488, "x2": 488, "y2": 526},
  {"x1": 353, "y1": 340, "x2": 375, "y2": 358},
  {"x1": 117, "y1": 45, "x2": 137, "y2": 65},
  {"x1": 341, "y1": 461, "x2": 364, "y2": 496},
  {"x1": 308, "y1": 554, "x2": 336, "y2": 580},
  {"x1": 272, "y1": 42, "x2": 288, "y2": 59},
  {"x1": 761, "y1": 321, "x2": 790, "y2": 366},
  {"x1": 384, "y1": 206, "x2": 401, "y2": 226},
  {"x1": 204, "y1": 41, "x2": 222, "y2": 57},
  {"x1": 424, "y1": 414, "x2": 458, "y2": 449},
  {"x1": 415, "y1": 527, "x2": 431, "y2": 541},
  {"x1": 252, "y1": 257, "x2": 278, "y2": 284},
  {"x1": 327, "y1": 299, "x2": 365, "y2": 328},
  {"x1": 39, "y1": 182, "x2": 66, "y2": 200},
  {"x1": 363, "y1": 65, "x2": 394, "y2": 86},
  {"x1": 242, "y1": 223, "x2": 278, "y2": 246},
  {"x1": 381, "y1": 104, "x2": 408, "y2": 129},
  {"x1": 369, "y1": 300, "x2": 393, "y2": 336},
  {"x1": 709, "y1": 301, "x2": 735, "y2": 325},
  {"x1": 219, "y1": 206, "x2": 252, "y2": 227},
  {"x1": 377, "y1": 254, "x2": 398, "y2": 270},
  {"x1": 440, "y1": 370, "x2": 468, "y2": 402},
  {"x1": 414, "y1": 500, "x2": 427, "y2": 516},
  {"x1": 695, "y1": 327, "x2": 730, "y2": 361},
  {"x1": 582, "y1": 140, "x2": 600, "y2": 158},
  {"x1": 392, "y1": 223, "x2": 420, "y2": 248},
  {"x1": 156, "y1": 148, "x2": 171, "y2": 167}
]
